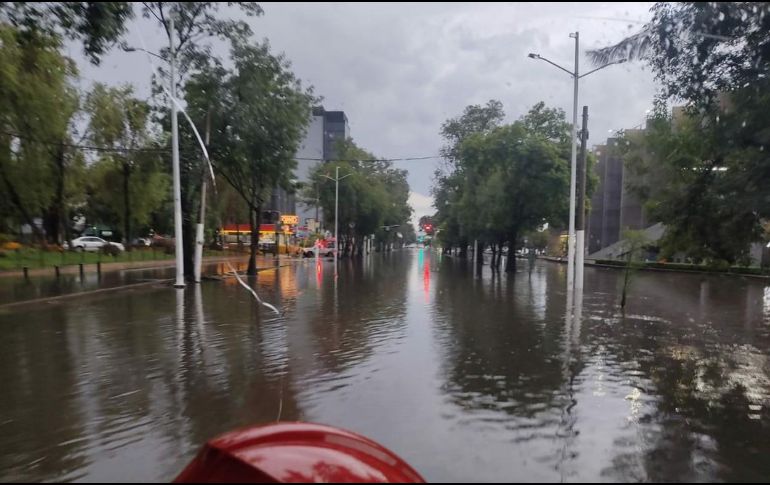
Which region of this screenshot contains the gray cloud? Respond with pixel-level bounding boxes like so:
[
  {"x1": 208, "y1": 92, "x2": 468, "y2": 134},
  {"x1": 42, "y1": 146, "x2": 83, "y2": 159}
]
[{"x1": 72, "y1": 2, "x2": 657, "y2": 223}]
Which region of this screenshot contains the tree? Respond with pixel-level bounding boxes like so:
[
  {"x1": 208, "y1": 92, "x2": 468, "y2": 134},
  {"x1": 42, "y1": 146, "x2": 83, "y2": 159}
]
[
  {"x1": 432, "y1": 101, "x2": 573, "y2": 271},
  {"x1": 0, "y1": 26, "x2": 79, "y2": 243},
  {"x1": 187, "y1": 40, "x2": 315, "y2": 275},
  {"x1": 459, "y1": 122, "x2": 570, "y2": 271},
  {"x1": 306, "y1": 139, "x2": 413, "y2": 256},
  {"x1": 619, "y1": 103, "x2": 766, "y2": 264},
  {"x1": 85, "y1": 84, "x2": 169, "y2": 249},
  {"x1": 433, "y1": 100, "x2": 505, "y2": 257},
  {"x1": 0, "y1": 2, "x2": 133, "y2": 64},
  {"x1": 141, "y1": 2, "x2": 266, "y2": 278},
  {"x1": 588, "y1": 3, "x2": 770, "y2": 264},
  {"x1": 588, "y1": 3, "x2": 770, "y2": 105}
]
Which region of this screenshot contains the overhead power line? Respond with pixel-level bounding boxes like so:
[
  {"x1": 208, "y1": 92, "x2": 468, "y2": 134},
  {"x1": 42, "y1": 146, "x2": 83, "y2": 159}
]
[
  {"x1": 4, "y1": 130, "x2": 445, "y2": 162},
  {"x1": 1, "y1": 130, "x2": 168, "y2": 154},
  {"x1": 295, "y1": 155, "x2": 441, "y2": 163}
]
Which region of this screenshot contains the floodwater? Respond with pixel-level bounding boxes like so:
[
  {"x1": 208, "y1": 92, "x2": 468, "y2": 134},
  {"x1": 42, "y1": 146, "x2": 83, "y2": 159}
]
[{"x1": 1, "y1": 250, "x2": 769, "y2": 482}]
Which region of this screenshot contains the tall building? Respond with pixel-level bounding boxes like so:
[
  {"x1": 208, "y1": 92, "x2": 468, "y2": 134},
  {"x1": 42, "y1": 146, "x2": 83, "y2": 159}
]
[
  {"x1": 257, "y1": 107, "x2": 349, "y2": 237},
  {"x1": 294, "y1": 107, "x2": 350, "y2": 232},
  {"x1": 587, "y1": 131, "x2": 653, "y2": 256}
]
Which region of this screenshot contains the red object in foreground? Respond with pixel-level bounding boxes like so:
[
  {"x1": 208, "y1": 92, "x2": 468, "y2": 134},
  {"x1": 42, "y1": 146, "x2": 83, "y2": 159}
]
[{"x1": 174, "y1": 422, "x2": 426, "y2": 483}]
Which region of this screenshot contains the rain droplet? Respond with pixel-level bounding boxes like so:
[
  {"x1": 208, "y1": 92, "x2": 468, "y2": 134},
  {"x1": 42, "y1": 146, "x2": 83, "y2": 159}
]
[{"x1": 742, "y1": 121, "x2": 747, "y2": 128}]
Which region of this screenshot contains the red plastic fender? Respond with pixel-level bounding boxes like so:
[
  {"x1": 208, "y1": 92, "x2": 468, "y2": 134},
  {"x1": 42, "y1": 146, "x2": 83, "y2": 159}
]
[{"x1": 174, "y1": 422, "x2": 426, "y2": 483}]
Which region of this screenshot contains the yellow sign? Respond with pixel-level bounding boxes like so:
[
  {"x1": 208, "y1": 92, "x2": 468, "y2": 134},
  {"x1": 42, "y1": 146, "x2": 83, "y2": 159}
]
[{"x1": 280, "y1": 214, "x2": 298, "y2": 225}]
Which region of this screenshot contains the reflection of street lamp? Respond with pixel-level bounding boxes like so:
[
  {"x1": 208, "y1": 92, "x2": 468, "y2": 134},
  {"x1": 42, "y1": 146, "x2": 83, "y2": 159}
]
[
  {"x1": 122, "y1": 15, "x2": 185, "y2": 288},
  {"x1": 529, "y1": 34, "x2": 626, "y2": 297}
]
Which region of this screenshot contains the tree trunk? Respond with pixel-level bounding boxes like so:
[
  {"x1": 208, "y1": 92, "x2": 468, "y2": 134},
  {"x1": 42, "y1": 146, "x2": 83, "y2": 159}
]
[
  {"x1": 51, "y1": 143, "x2": 66, "y2": 245},
  {"x1": 123, "y1": 161, "x2": 131, "y2": 251},
  {"x1": 476, "y1": 242, "x2": 485, "y2": 266},
  {"x1": 0, "y1": 169, "x2": 44, "y2": 242},
  {"x1": 247, "y1": 205, "x2": 261, "y2": 275},
  {"x1": 505, "y1": 233, "x2": 517, "y2": 272},
  {"x1": 459, "y1": 240, "x2": 468, "y2": 258},
  {"x1": 490, "y1": 244, "x2": 497, "y2": 267}
]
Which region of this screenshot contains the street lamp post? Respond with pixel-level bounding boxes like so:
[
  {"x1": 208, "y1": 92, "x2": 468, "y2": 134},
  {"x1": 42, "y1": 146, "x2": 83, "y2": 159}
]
[
  {"x1": 321, "y1": 167, "x2": 351, "y2": 278},
  {"x1": 124, "y1": 18, "x2": 185, "y2": 287},
  {"x1": 168, "y1": 15, "x2": 185, "y2": 288},
  {"x1": 528, "y1": 35, "x2": 625, "y2": 298}
]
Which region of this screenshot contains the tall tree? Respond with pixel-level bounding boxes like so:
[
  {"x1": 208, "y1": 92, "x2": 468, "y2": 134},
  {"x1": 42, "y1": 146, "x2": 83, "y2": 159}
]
[
  {"x1": 85, "y1": 83, "x2": 169, "y2": 248},
  {"x1": 187, "y1": 40, "x2": 315, "y2": 275},
  {"x1": 0, "y1": 26, "x2": 79, "y2": 243},
  {"x1": 592, "y1": 3, "x2": 770, "y2": 262},
  {"x1": 433, "y1": 100, "x2": 505, "y2": 257},
  {"x1": 305, "y1": 139, "x2": 414, "y2": 256},
  {"x1": 141, "y1": 2, "x2": 265, "y2": 278},
  {"x1": 432, "y1": 102, "x2": 573, "y2": 271},
  {"x1": 0, "y1": 2, "x2": 133, "y2": 64}
]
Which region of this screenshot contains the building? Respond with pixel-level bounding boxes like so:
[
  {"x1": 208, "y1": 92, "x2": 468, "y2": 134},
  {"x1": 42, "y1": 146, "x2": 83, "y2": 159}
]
[
  {"x1": 293, "y1": 107, "x2": 350, "y2": 233},
  {"x1": 587, "y1": 130, "x2": 654, "y2": 256},
  {"x1": 259, "y1": 107, "x2": 350, "y2": 237}
]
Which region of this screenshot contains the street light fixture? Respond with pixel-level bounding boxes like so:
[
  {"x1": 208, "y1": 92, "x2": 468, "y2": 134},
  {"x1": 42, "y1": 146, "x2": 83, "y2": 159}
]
[{"x1": 528, "y1": 33, "x2": 626, "y2": 299}]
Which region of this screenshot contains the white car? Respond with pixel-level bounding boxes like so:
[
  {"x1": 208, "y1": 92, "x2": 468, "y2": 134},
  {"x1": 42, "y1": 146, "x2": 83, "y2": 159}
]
[{"x1": 64, "y1": 236, "x2": 125, "y2": 252}]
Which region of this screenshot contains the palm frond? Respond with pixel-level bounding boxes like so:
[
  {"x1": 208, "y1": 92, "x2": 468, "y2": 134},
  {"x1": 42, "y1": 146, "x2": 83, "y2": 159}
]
[{"x1": 586, "y1": 26, "x2": 654, "y2": 66}]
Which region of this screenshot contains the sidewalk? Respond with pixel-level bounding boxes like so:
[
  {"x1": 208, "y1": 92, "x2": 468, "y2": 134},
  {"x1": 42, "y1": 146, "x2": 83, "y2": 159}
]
[
  {"x1": 0, "y1": 254, "x2": 246, "y2": 279},
  {"x1": 0, "y1": 254, "x2": 304, "y2": 307}
]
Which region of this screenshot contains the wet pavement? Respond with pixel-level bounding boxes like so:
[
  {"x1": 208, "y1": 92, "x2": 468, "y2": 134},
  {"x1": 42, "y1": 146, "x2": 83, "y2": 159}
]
[{"x1": 1, "y1": 250, "x2": 769, "y2": 482}]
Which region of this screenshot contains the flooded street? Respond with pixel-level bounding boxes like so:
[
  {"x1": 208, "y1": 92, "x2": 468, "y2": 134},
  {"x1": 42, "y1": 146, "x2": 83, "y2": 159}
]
[{"x1": 1, "y1": 250, "x2": 770, "y2": 482}]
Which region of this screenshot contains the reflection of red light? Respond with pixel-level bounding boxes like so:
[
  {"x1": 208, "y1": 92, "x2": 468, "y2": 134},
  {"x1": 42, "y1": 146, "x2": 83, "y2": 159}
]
[
  {"x1": 423, "y1": 254, "x2": 430, "y2": 301},
  {"x1": 316, "y1": 261, "x2": 322, "y2": 285}
]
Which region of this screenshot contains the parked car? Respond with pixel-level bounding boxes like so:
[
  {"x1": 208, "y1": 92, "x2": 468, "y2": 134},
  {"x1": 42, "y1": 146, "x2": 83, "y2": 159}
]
[{"x1": 64, "y1": 236, "x2": 125, "y2": 252}]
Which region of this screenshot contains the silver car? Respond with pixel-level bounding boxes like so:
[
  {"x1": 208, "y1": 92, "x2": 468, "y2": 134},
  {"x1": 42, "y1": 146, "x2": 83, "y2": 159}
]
[{"x1": 64, "y1": 237, "x2": 125, "y2": 252}]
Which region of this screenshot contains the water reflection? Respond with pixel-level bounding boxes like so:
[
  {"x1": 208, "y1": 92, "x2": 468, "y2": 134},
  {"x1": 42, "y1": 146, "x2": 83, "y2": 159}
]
[{"x1": 1, "y1": 255, "x2": 769, "y2": 482}]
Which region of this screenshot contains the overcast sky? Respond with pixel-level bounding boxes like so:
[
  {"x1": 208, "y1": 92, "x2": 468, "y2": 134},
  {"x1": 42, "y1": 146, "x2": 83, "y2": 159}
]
[{"x1": 72, "y1": 2, "x2": 658, "y2": 224}]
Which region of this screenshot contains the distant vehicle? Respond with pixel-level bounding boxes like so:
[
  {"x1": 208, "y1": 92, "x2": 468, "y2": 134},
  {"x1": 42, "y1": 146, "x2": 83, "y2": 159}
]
[
  {"x1": 132, "y1": 237, "x2": 151, "y2": 247},
  {"x1": 64, "y1": 237, "x2": 125, "y2": 252},
  {"x1": 302, "y1": 239, "x2": 336, "y2": 258}
]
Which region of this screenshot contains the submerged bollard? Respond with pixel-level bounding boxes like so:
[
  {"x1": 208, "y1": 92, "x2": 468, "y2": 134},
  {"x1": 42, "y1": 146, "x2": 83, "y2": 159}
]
[
  {"x1": 55, "y1": 265, "x2": 60, "y2": 278},
  {"x1": 23, "y1": 266, "x2": 28, "y2": 279},
  {"x1": 79, "y1": 263, "x2": 84, "y2": 279}
]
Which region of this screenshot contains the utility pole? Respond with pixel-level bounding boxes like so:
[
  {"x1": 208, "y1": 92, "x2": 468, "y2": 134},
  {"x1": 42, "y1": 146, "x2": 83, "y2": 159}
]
[
  {"x1": 194, "y1": 109, "x2": 211, "y2": 283},
  {"x1": 575, "y1": 106, "x2": 589, "y2": 294},
  {"x1": 528, "y1": 33, "x2": 626, "y2": 302},
  {"x1": 169, "y1": 13, "x2": 185, "y2": 288}
]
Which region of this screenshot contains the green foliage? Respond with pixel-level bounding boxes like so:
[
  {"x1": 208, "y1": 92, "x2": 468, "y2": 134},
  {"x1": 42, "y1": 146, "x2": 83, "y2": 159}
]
[
  {"x1": 306, "y1": 139, "x2": 413, "y2": 252},
  {"x1": 593, "y1": 2, "x2": 770, "y2": 264},
  {"x1": 193, "y1": 39, "x2": 315, "y2": 211},
  {"x1": 182, "y1": 37, "x2": 314, "y2": 272},
  {"x1": 0, "y1": 2, "x2": 133, "y2": 64},
  {"x1": 0, "y1": 26, "x2": 79, "y2": 240},
  {"x1": 84, "y1": 84, "x2": 170, "y2": 243},
  {"x1": 620, "y1": 97, "x2": 769, "y2": 264},
  {"x1": 432, "y1": 100, "x2": 572, "y2": 270}
]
